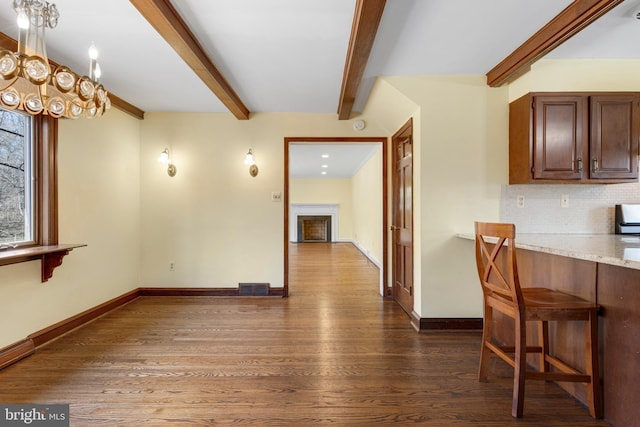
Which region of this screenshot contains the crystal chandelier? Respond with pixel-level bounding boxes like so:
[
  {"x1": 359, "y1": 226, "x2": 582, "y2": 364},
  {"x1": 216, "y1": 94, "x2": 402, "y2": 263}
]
[{"x1": 0, "y1": 0, "x2": 110, "y2": 119}]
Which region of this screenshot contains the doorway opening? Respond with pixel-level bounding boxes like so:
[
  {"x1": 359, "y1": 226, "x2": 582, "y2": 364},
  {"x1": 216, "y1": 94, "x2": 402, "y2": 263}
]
[{"x1": 283, "y1": 137, "x2": 388, "y2": 297}]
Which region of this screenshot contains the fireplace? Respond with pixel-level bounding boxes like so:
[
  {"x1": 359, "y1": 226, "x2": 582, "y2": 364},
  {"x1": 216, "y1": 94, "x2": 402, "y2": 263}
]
[
  {"x1": 289, "y1": 204, "x2": 339, "y2": 243},
  {"x1": 297, "y1": 216, "x2": 331, "y2": 242}
]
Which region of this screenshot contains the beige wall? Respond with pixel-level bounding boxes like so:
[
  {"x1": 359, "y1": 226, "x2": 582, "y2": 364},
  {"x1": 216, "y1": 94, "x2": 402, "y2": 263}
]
[
  {"x1": 139, "y1": 112, "x2": 386, "y2": 289},
  {"x1": 364, "y1": 78, "x2": 422, "y2": 305},
  {"x1": 509, "y1": 59, "x2": 640, "y2": 101},
  {"x1": 0, "y1": 108, "x2": 141, "y2": 348},
  {"x1": 364, "y1": 75, "x2": 508, "y2": 318},
  {"x1": 352, "y1": 147, "x2": 383, "y2": 266},
  {"x1": 290, "y1": 178, "x2": 353, "y2": 240}
]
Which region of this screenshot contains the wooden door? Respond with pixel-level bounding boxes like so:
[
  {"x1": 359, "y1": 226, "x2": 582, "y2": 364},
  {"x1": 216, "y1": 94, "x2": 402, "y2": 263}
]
[
  {"x1": 589, "y1": 94, "x2": 639, "y2": 180},
  {"x1": 391, "y1": 119, "x2": 413, "y2": 316},
  {"x1": 533, "y1": 95, "x2": 587, "y2": 180}
]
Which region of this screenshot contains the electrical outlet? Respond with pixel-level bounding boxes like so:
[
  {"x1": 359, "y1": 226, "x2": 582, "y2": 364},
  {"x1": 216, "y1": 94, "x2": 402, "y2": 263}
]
[
  {"x1": 516, "y1": 195, "x2": 525, "y2": 208},
  {"x1": 169, "y1": 262, "x2": 175, "y2": 271},
  {"x1": 561, "y1": 194, "x2": 569, "y2": 208},
  {"x1": 271, "y1": 192, "x2": 282, "y2": 202}
]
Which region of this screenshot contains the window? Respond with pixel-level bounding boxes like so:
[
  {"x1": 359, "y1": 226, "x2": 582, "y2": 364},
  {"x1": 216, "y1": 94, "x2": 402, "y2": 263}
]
[
  {"x1": 0, "y1": 108, "x2": 82, "y2": 282},
  {"x1": 0, "y1": 107, "x2": 58, "y2": 250},
  {"x1": 0, "y1": 109, "x2": 34, "y2": 246}
]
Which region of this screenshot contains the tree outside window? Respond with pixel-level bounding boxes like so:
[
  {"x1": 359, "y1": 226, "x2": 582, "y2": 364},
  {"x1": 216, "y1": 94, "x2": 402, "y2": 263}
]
[{"x1": 0, "y1": 109, "x2": 34, "y2": 246}]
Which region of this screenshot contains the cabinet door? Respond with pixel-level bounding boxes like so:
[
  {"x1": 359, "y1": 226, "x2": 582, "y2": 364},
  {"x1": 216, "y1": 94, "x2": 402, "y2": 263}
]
[
  {"x1": 533, "y1": 95, "x2": 587, "y2": 180},
  {"x1": 590, "y1": 95, "x2": 639, "y2": 180}
]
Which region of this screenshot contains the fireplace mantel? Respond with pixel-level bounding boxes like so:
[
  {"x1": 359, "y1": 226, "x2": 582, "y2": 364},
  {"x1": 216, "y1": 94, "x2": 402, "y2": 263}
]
[{"x1": 289, "y1": 204, "x2": 339, "y2": 242}]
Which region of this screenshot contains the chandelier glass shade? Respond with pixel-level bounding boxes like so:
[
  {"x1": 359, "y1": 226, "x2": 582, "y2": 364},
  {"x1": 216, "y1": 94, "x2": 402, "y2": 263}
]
[{"x1": 0, "y1": 0, "x2": 110, "y2": 119}]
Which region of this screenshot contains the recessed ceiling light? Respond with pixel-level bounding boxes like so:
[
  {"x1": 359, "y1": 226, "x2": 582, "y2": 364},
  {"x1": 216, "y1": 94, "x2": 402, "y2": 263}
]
[
  {"x1": 321, "y1": 154, "x2": 329, "y2": 158},
  {"x1": 321, "y1": 171, "x2": 327, "y2": 175},
  {"x1": 321, "y1": 164, "x2": 328, "y2": 168}
]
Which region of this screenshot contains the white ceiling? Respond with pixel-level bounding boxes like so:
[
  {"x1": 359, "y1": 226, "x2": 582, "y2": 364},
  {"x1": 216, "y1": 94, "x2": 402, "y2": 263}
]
[
  {"x1": 2, "y1": 0, "x2": 640, "y2": 116},
  {"x1": 1, "y1": 0, "x2": 640, "y2": 175},
  {"x1": 547, "y1": 0, "x2": 640, "y2": 59},
  {"x1": 289, "y1": 143, "x2": 380, "y2": 178}
]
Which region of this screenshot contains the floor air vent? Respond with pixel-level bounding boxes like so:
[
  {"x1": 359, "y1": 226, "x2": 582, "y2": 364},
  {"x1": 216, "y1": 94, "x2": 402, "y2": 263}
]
[{"x1": 238, "y1": 283, "x2": 270, "y2": 296}]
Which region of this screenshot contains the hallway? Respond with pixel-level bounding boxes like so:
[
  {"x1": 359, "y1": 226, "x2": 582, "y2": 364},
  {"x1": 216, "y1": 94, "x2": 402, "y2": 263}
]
[{"x1": 0, "y1": 243, "x2": 608, "y2": 425}]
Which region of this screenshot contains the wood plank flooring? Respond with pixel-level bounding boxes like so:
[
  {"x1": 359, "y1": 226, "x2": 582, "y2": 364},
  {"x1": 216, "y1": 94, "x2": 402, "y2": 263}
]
[{"x1": 0, "y1": 243, "x2": 611, "y2": 426}]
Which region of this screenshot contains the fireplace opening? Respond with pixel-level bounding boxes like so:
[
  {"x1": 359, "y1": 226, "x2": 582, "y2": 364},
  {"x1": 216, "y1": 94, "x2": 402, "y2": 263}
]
[{"x1": 297, "y1": 215, "x2": 332, "y2": 242}]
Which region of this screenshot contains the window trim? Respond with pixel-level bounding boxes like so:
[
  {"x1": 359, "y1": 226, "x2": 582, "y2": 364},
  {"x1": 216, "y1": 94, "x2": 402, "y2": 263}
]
[{"x1": 36, "y1": 114, "x2": 58, "y2": 246}]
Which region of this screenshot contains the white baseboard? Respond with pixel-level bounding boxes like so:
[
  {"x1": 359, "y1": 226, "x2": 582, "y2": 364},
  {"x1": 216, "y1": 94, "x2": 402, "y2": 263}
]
[{"x1": 350, "y1": 240, "x2": 381, "y2": 269}]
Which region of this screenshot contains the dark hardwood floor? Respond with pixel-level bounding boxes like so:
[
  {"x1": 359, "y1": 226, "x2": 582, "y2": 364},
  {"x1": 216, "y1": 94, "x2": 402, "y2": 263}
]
[{"x1": 0, "y1": 243, "x2": 610, "y2": 426}]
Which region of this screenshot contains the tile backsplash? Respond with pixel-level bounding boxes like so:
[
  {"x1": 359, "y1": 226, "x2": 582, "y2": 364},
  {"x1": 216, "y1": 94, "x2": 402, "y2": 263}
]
[{"x1": 501, "y1": 183, "x2": 640, "y2": 234}]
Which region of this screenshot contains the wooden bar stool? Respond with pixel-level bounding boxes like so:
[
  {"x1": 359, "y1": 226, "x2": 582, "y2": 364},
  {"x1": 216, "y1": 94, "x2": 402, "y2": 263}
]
[{"x1": 474, "y1": 221, "x2": 601, "y2": 418}]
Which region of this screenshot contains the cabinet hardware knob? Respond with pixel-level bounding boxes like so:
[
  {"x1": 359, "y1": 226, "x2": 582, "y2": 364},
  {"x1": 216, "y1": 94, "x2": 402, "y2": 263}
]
[
  {"x1": 577, "y1": 158, "x2": 583, "y2": 172},
  {"x1": 593, "y1": 158, "x2": 599, "y2": 172}
]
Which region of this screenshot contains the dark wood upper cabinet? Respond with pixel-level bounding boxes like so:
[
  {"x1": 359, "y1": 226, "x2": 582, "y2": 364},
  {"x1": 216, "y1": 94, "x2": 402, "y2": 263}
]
[
  {"x1": 533, "y1": 95, "x2": 587, "y2": 181},
  {"x1": 509, "y1": 92, "x2": 640, "y2": 184},
  {"x1": 590, "y1": 94, "x2": 639, "y2": 180}
]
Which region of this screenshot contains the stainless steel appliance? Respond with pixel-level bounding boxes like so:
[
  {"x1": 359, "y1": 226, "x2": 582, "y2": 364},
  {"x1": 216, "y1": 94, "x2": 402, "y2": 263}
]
[{"x1": 615, "y1": 204, "x2": 640, "y2": 234}]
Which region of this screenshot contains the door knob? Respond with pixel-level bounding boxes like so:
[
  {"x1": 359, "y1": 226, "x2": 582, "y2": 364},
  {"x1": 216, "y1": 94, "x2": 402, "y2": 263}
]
[{"x1": 390, "y1": 225, "x2": 400, "y2": 231}]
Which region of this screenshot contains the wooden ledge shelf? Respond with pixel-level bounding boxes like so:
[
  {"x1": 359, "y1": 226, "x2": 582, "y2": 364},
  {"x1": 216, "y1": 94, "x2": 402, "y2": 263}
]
[{"x1": 0, "y1": 244, "x2": 86, "y2": 282}]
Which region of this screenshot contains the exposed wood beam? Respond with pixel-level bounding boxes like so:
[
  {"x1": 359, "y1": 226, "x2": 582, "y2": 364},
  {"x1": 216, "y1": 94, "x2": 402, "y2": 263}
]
[
  {"x1": 130, "y1": 0, "x2": 250, "y2": 120},
  {"x1": 107, "y1": 94, "x2": 145, "y2": 120},
  {"x1": 337, "y1": 0, "x2": 386, "y2": 120},
  {"x1": 0, "y1": 32, "x2": 145, "y2": 120},
  {"x1": 487, "y1": 0, "x2": 623, "y2": 87}
]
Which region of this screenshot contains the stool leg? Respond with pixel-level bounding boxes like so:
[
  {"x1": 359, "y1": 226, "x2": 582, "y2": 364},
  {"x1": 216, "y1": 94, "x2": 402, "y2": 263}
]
[
  {"x1": 478, "y1": 302, "x2": 492, "y2": 381},
  {"x1": 537, "y1": 320, "x2": 549, "y2": 374},
  {"x1": 512, "y1": 314, "x2": 526, "y2": 418},
  {"x1": 585, "y1": 310, "x2": 602, "y2": 418}
]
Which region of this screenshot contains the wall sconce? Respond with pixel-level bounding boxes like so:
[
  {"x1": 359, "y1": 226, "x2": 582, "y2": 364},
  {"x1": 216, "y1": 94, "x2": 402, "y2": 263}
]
[
  {"x1": 244, "y1": 148, "x2": 259, "y2": 177},
  {"x1": 158, "y1": 148, "x2": 177, "y2": 177}
]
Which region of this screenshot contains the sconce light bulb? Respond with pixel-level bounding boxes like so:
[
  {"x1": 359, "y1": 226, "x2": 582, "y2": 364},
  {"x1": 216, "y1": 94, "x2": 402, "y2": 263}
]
[
  {"x1": 158, "y1": 148, "x2": 170, "y2": 164},
  {"x1": 244, "y1": 148, "x2": 255, "y2": 165}
]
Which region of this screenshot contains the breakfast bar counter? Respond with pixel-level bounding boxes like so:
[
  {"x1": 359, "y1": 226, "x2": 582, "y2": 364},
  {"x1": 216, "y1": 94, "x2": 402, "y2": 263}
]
[
  {"x1": 458, "y1": 232, "x2": 640, "y2": 269},
  {"x1": 458, "y1": 232, "x2": 640, "y2": 427}
]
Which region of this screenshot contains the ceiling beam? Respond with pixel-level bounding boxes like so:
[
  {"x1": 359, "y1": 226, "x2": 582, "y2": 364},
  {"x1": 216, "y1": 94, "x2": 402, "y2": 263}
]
[
  {"x1": 130, "y1": 0, "x2": 250, "y2": 120},
  {"x1": 106, "y1": 94, "x2": 145, "y2": 120},
  {"x1": 486, "y1": 0, "x2": 624, "y2": 87},
  {"x1": 337, "y1": 0, "x2": 386, "y2": 120},
  {"x1": 0, "y1": 32, "x2": 145, "y2": 120}
]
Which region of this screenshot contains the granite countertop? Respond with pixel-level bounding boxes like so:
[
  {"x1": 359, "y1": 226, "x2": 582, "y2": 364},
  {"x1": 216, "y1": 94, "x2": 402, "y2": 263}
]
[{"x1": 457, "y1": 233, "x2": 640, "y2": 270}]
